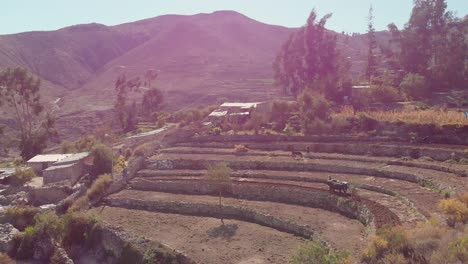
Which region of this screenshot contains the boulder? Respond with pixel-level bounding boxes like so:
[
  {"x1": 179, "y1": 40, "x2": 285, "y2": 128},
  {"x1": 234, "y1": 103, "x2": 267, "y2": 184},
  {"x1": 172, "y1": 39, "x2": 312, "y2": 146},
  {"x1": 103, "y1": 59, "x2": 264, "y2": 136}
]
[{"x1": 0, "y1": 223, "x2": 19, "y2": 253}]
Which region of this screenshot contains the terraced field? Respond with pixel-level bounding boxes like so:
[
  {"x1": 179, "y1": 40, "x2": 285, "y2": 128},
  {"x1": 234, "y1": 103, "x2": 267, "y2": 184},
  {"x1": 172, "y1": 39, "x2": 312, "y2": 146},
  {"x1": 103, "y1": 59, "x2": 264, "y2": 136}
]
[{"x1": 97, "y1": 136, "x2": 468, "y2": 264}]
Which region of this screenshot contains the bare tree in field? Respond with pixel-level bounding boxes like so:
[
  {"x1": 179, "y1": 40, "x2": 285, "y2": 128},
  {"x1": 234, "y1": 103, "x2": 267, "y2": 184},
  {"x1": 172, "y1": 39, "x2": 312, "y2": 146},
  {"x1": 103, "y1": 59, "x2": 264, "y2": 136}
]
[
  {"x1": 0, "y1": 67, "x2": 57, "y2": 160},
  {"x1": 206, "y1": 162, "x2": 232, "y2": 225}
]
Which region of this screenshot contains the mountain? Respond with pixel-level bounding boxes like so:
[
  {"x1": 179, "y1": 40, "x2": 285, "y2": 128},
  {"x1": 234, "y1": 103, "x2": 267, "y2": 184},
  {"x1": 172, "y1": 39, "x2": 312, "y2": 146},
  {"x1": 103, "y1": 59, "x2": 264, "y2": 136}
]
[{"x1": 0, "y1": 10, "x2": 385, "y2": 138}]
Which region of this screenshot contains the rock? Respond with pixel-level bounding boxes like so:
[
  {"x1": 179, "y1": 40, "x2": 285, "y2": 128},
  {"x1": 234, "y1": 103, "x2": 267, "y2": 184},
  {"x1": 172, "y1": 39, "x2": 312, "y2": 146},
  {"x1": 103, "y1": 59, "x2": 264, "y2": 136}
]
[
  {"x1": 0, "y1": 223, "x2": 19, "y2": 253},
  {"x1": 7, "y1": 191, "x2": 29, "y2": 206},
  {"x1": 51, "y1": 246, "x2": 74, "y2": 264},
  {"x1": 33, "y1": 237, "x2": 54, "y2": 261},
  {"x1": 0, "y1": 195, "x2": 8, "y2": 206}
]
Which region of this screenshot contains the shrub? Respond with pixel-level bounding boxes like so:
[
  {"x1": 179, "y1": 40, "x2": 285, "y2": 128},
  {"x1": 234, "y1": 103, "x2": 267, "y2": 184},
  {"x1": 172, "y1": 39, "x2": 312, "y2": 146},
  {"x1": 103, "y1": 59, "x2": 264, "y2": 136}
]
[
  {"x1": 350, "y1": 113, "x2": 379, "y2": 131},
  {"x1": 91, "y1": 143, "x2": 112, "y2": 176},
  {"x1": 303, "y1": 119, "x2": 331, "y2": 135},
  {"x1": 62, "y1": 212, "x2": 98, "y2": 248},
  {"x1": 133, "y1": 142, "x2": 152, "y2": 157},
  {"x1": 114, "y1": 155, "x2": 127, "y2": 174},
  {"x1": 86, "y1": 174, "x2": 112, "y2": 201},
  {"x1": 291, "y1": 238, "x2": 349, "y2": 264},
  {"x1": 234, "y1": 145, "x2": 249, "y2": 153},
  {"x1": 400, "y1": 73, "x2": 427, "y2": 100},
  {"x1": 371, "y1": 85, "x2": 401, "y2": 104},
  {"x1": 5, "y1": 206, "x2": 40, "y2": 230},
  {"x1": 68, "y1": 196, "x2": 90, "y2": 213},
  {"x1": 11, "y1": 168, "x2": 36, "y2": 186},
  {"x1": 438, "y1": 198, "x2": 468, "y2": 225}
]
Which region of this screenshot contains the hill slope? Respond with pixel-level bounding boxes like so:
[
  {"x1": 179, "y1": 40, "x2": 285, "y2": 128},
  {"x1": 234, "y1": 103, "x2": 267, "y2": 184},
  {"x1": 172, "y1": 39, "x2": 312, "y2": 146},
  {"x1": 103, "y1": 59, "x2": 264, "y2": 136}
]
[{"x1": 0, "y1": 11, "x2": 385, "y2": 138}]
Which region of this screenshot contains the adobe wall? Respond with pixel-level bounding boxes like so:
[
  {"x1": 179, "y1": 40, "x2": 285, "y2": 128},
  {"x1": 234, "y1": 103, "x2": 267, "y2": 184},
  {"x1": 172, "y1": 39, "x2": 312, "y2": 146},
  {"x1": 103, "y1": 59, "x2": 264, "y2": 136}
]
[{"x1": 129, "y1": 178, "x2": 374, "y2": 228}]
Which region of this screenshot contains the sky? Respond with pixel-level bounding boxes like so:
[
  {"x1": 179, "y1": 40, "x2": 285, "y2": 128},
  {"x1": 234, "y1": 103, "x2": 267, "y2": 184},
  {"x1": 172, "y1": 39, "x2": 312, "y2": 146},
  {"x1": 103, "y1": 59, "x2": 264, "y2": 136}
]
[{"x1": 0, "y1": 0, "x2": 467, "y2": 35}]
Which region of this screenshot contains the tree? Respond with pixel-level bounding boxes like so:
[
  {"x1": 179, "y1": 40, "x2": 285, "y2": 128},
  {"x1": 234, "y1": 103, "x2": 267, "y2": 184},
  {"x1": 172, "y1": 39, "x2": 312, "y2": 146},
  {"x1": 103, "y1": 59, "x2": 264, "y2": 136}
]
[
  {"x1": 274, "y1": 9, "x2": 340, "y2": 98},
  {"x1": 298, "y1": 91, "x2": 330, "y2": 135},
  {"x1": 114, "y1": 73, "x2": 140, "y2": 132},
  {"x1": 400, "y1": 73, "x2": 428, "y2": 100},
  {"x1": 206, "y1": 162, "x2": 232, "y2": 225},
  {"x1": 366, "y1": 5, "x2": 378, "y2": 80},
  {"x1": 141, "y1": 88, "x2": 164, "y2": 116},
  {"x1": 392, "y1": 0, "x2": 467, "y2": 92},
  {"x1": 114, "y1": 69, "x2": 164, "y2": 132},
  {"x1": 270, "y1": 100, "x2": 296, "y2": 131},
  {"x1": 0, "y1": 67, "x2": 57, "y2": 160}
]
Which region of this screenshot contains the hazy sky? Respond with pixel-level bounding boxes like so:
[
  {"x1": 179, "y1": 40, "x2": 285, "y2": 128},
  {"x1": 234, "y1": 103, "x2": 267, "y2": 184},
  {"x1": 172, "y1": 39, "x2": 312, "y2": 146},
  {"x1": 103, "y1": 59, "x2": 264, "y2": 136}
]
[{"x1": 1, "y1": 0, "x2": 467, "y2": 35}]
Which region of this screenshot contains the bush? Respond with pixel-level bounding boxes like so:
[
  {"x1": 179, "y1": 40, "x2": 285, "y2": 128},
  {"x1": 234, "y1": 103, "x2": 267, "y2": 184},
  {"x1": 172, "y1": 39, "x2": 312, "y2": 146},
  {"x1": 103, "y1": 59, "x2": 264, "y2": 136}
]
[
  {"x1": 234, "y1": 145, "x2": 249, "y2": 153},
  {"x1": 86, "y1": 174, "x2": 112, "y2": 201},
  {"x1": 400, "y1": 73, "x2": 427, "y2": 100},
  {"x1": 438, "y1": 198, "x2": 468, "y2": 225},
  {"x1": 303, "y1": 119, "x2": 331, "y2": 135},
  {"x1": 362, "y1": 226, "x2": 410, "y2": 263},
  {"x1": 91, "y1": 144, "x2": 112, "y2": 176},
  {"x1": 352, "y1": 113, "x2": 378, "y2": 132},
  {"x1": 133, "y1": 142, "x2": 153, "y2": 157},
  {"x1": 371, "y1": 85, "x2": 401, "y2": 104},
  {"x1": 62, "y1": 212, "x2": 98, "y2": 248},
  {"x1": 291, "y1": 238, "x2": 350, "y2": 264},
  {"x1": 11, "y1": 168, "x2": 36, "y2": 186},
  {"x1": 5, "y1": 206, "x2": 40, "y2": 230},
  {"x1": 68, "y1": 196, "x2": 90, "y2": 213}
]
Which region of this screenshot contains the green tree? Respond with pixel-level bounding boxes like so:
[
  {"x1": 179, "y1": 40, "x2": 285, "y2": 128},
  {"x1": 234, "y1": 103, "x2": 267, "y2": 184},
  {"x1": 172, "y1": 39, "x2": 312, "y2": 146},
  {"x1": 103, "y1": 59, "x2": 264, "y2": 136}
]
[
  {"x1": 141, "y1": 88, "x2": 164, "y2": 117},
  {"x1": 274, "y1": 9, "x2": 340, "y2": 98},
  {"x1": 392, "y1": 0, "x2": 467, "y2": 92},
  {"x1": 206, "y1": 162, "x2": 232, "y2": 225},
  {"x1": 270, "y1": 100, "x2": 296, "y2": 131},
  {"x1": 114, "y1": 73, "x2": 140, "y2": 132},
  {"x1": 0, "y1": 68, "x2": 57, "y2": 160},
  {"x1": 400, "y1": 73, "x2": 428, "y2": 100},
  {"x1": 366, "y1": 5, "x2": 378, "y2": 80}
]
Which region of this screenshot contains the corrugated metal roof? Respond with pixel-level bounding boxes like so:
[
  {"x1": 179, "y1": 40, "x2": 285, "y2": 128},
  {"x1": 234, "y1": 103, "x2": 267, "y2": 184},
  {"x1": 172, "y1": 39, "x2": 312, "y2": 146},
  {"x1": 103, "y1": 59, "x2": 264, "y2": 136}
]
[
  {"x1": 228, "y1": 112, "x2": 250, "y2": 116},
  {"x1": 54, "y1": 152, "x2": 90, "y2": 165},
  {"x1": 27, "y1": 154, "x2": 73, "y2": 163},
  {"x1": 209, "y1": 110, "x2": 227, "y2": 117},
  {"x1": 44, "y1": 163, "x2": 76, "y2": 171},
  {"x1": 221, "y1": 102, "x2": 262, "y2": 109}
]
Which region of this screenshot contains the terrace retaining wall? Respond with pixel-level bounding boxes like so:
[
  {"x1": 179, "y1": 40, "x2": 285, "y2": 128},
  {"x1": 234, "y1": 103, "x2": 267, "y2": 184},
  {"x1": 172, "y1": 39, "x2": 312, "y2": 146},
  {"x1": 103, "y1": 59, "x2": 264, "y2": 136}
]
[
  {"x1": 105, "y1": 198, "x2": 315, "y2": 239},
  {"x1": 177, "y1": 139, "x2": 468, "y2": 161},
  {"x1": 129, "y1": 178, "x2": 375, "y2": 228}
]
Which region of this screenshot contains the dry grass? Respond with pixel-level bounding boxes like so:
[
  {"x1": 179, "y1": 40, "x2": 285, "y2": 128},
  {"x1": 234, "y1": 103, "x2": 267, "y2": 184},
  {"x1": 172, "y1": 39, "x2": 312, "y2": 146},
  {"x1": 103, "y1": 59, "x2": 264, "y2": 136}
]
[{"x1": 333, "y1": 106, "x2": 468, "y2": 126}]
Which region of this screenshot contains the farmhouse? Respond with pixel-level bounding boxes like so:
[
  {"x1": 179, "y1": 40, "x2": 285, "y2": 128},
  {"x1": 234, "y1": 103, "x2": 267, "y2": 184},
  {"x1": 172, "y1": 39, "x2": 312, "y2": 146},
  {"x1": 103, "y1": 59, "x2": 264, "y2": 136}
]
[
  {"x1": 27, "y1": 154, "x2": 73, "y2": 174},
  {"x1": 208, "y1": 101, "x2": 272, "y2": 125},
  {"x1": 28, "y1": 152, "x2": 94, "y2": 185}
]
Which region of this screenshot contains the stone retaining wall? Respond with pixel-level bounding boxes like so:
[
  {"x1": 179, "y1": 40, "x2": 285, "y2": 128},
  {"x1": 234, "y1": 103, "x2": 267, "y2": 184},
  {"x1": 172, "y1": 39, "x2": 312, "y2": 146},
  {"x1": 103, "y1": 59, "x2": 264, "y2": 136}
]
[
  {"x1": 147, "y1": 158, "x2": 424, "y2": 185},
  {"x1": 28, "y1": 186, "x2": 72, "y2": 206},
  {"x1": 129, "y1": 178, "x2": 375, "y2": 228},
  {"x1": 87, "y1": 223, "x2": 194, "y2": 264},
  {"x1": 177, "y1": 140, "x2": 467, "y2": 161},
  {"x1": 106, "y1": 198, "x2": 314, "y2": 239}
]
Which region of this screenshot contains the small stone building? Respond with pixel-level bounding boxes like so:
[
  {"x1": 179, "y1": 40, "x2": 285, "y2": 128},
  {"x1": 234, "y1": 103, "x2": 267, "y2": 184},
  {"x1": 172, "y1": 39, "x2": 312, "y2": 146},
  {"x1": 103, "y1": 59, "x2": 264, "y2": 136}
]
[
  {"x1": 207, "y1": 102, "x2": 271, "y2": 125},
  {"x1": 28, "y1": 152, "x2": 93, "y2": 185},
  {"x1": 43, "y1": 152, "x2": 93, "y2": 185}
]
